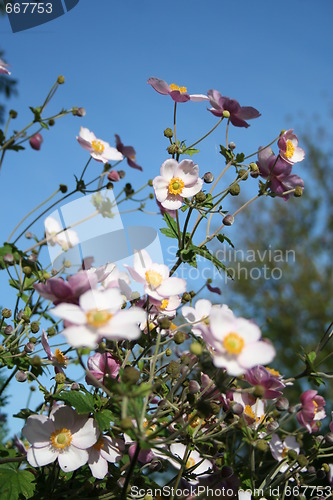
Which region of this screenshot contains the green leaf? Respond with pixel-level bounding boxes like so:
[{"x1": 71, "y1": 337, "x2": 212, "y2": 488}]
[
  {"x1": 217, "y1": 233, "x2": 235, "y2": 248},
  {"x1": 161, "y1": 213, "x2": 179, "y2": 240},
  {"x1": 235, "y1": 152, "x2": 245, "y2": 163},
  {"x1": 192, "y1": 245, "x2": 232, "y2": 277},
  {"x1": 13, "y1": 408, "x2": 37, "y2": 420},
  {"x1": 40, "y1": 121, "x2": 49, "y2": 130},
  {"x1": 0, "y1": 467, "x2": 36, "y2": 500},
  {"x1": 307, "y1": 351, "x2": 317, "y2": 364},
  {"x1": 160, "y1": 228, "x2": 178, "y2": 239},
  {"x1": 94, "y1": 409, "x2": 113, "y2": 431},
  {"x1": 184, "y1": 147, "x2": 199, "y2": 157},
  {"x1": 55, "y1": 390, "x2": 95, "y2": 414},
  {"x1": 219, "y1": 145, "x2": 234, "y2": 163}
]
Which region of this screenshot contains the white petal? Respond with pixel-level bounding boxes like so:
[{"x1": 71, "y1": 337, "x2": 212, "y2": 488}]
[
  {"x1": 153, "y1": 176, "x2": 169, "y2": 202},
  {"x1": 23, "y1": 415, "x2": 55, "y2": 447},
  {"x1": 44, "y1": 216, "x2": 61, "y2": 234},
  {"x1": 79, "y1": 127, "x2": 95, "y2": 143},
  {"x1": 80, "y1": 288, "x2": 123, "y2": 313},
  {"x1": 212, "y1": 355, "x2": 244, "y2": 376},
  {"x1": 51, "y1": 303, "x2": 86, "y2": 325},
  {"x1": 58, "y1": 446, "x2": 89, "y2": 472},
  {"x1": 182, "y1": 305, "x2": 196, "y2": 323},
  {"x1": 103, "y1": 144, "x2": 124, "y2": 162},
  {"x1": 238, "y1": 341, "x2": 276, "y2": 369},
  {"x1": 160, "y1": 159, "x2": 178, "y2": 180},
  {"x1": 181, "y1": 178, "x2": 203, "y2": 197},
  {"x1": 157, "y1": 277, "x2": 187, "y2": 297},
  {"x1": 88, "y1": 449, "x2": 108, "y2": 479},
  {"x1": 133, "y1": 249, "x2": 152, "y2": 275},
  {"x1": 71, "y1": 417, "x2": 99, "y2": 449},
  {"x1": 62, "y1": 326, "x2": 98, "y2": 348},
  {"x1": 27, "y1": 446, "x2": 58, "y2": 467},
  {"x1": 161, "y1": 196, "x2": 183, "y2": 210},
  {"x1": 175, "y1": 160, "x2": 199, "y2": 185},
  {"x1": 123, "y1": 264, "x2": 146, "y2": 284},
  {"x1": 51, "y1": 405, "x2": 76, "y2": 430}
]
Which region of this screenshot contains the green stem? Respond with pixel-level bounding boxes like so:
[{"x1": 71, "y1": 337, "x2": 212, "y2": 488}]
[{"x1": 183, "y1": 116, "x2": 224, "y2": 153}]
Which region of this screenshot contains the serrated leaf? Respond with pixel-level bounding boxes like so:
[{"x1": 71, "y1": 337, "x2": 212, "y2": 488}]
[
  {"x1": 94, "y1": 410, "x2": 113, "y2": 431},
  {"x1": 160, "y1": 228, "x2": 178, "y2": 239},
  {"x1": 192, "y1": 245, "x2": 232, "y2": 277},
  {"x1": 235, "y1": 153, "x2": 245, "y2": 163},
  {"x1": 216, "y1": 233, "x2": 235, "y2": 248},
  {"x1": 55, "y1": 391, "x2": 95, "y2": 414},
  {"x1": 184, "y1": 147, "x2": 199, "y2": 157},
  {"x1": 163, "y1": 213, "x2": 179, "y2": 238},
  {"x1": 0, "y1": 467, "x2": 36, "y2": 500}
]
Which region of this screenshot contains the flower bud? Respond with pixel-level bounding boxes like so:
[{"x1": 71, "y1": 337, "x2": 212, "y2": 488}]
[
  {"x1": 118, "y1": 170, "x2": 126, "y2": 179},
  {"x1": 122, "y1": 366, "x2": 140, "y2": 384},
  {"x1": 120, "y1": 418, "x2": 133, "y2": 430},
  {"x1": 108, "y1": 170, "x2": 120, "y2": 182},
  {"x1": 167, "y1": 144, "x2": 179, "y2": 155},
  {"x1": 55, "y1": 373, "x2": 66, "y2": 384},
  {"x1": 47, "y1": 327, "x2": 56, "y2": 336},
  {"x1": 287, "y1": 449, "x2": 298, "y2": 460},
  {"x1": 29, "y1": 133, "x2": 43, "y2": 151},
  {"x1": 30, "y1": 355, "x2": 41, "y2": 367},
  {"x1": 166, "y1": 361, "x2": 180, "y2": 379},
  {"x1": 253, "y1": 385, "x2": 265, "y2": 398},
  {"x1": 165, "y1": 348, "x2": 172, "y2": 357},
  {"x1": 73, "y1": 107, "x2": 86, "y2": 117},
  {"x1": 255, "y1": 439, "x2": 269, "y2": 452},
  {"x1": 230, "y1": 402, "x2": 243, "y2": 415},
  {"x1": 181, "y1": 292, "x2": 192, "y2": 303},
  {"x1": 1, "y1": 308, "x2": 11, "y2": 319},
  {"x1": 322, "y1": 463, "x2": 330, "y2": 473},
  {"x1": 325, "y1": 432, "x2": 333, "y2": 444},
  {"x1": 158, "y1": 317, "x2": 171, "y2": 330},
  {"x1": 223, "y1": 214, "x2": 234, "y2": 226},
  {"x1": 24, "y1": 342, "x2": 35, "y2": 353},
  {"x1": 148, "y1": 179, "x2": 153, "y2": 186},
  {"x1": 9, "y1": 109, "x2": 18, "y2": 119},
  {"x1": 275, "y1": 397, "x2": 289, "y2": 411},
  {"x1": 71, "y1": 382, "x2": 80, "y2": 391},
  {"x1": 228, "y1": 142, "x2": 236, "y2": 150},
  {"x1": 4, "y1": 325, "x2": 13, "y2": 335},
  {"x1": 149, "y1": 193, "x2": 154, "y2": 199},
  {"x1": 266, "y1": 421, "x2": 279, "y2": 433},
  {"x1": 203, "y1": 171, "x2": 214, "y2": 183},
  {"x1": 29, "y1": 337, "x2": 37, "y2": 343},
  {"x1": 188, "y1": 380, "x2": 201, "y2": 394},
  {"x1": 297, "y1": 454, "x2": 308, "y2": 467},
  {"x1": 195, "y1": 191, "x2": 206, "y2": 203},
  {"x1": 48, "y1": 119, "x2": 55, "y2": 126},
  {"x1": 164, "y1": 128, "x2": 173, "y2": 138},
  {"x1": 15, "y1": 371, "x2": 27, "y2": 382},
  {"x1": 294, "y1": 186, "x2": 303, "y2": 197},
  {"x1": 59, "y1": 184, "x2": 68, "y2": 193},
  {"x1": 222, "y1": 110, "x2": 230, "y2": 119},
  {"x1": 124, "y1": 183, "x2": 134, "y2": 196},
  {"x1": 229, "y1": 184, "x2": 240, "y2": 196},
  {"x1": 23, "y1": 266, "x2": 32, "y2": 277},
  {"x1": 57, "y1": 75, "x2": 65, "y2": 84},
  {"x1": 173, "y1": 331, "x2": 186, "y2": 344},
  {"x1": 3, "y1": 253, "x2": 14, "y2": 264},
  {"x1": 190, "y1": 342, "x2": 203, "y2": 356},
  {"x1": 238, "y1": 169, "x2": 249, "y2": 180}
]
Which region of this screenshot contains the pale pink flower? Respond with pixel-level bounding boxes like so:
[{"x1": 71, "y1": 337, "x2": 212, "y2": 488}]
[
  {"x1": 232, "y1": 392, "x2": 266, "y2": 429},
  {"x1": 150, "y1": 295, "x2": 181, "y2": 317},
  {"x1": 0, "y1": 58, "x2": 11, "y2": 75},
  {"x1": 182, "y1": 300, "x2": 233, "y2": 338},
  {"x1": 22, "y1": 405, "x2": 99, "y2": 472},
  {"x1": 269, "y1": 434, "x2": 300, "y2": 473},
  {"x1": 278, "y1": 129, "x2": 305, "y2": 165},
  {"x1": 124, "y1": 249, "x2": 186, "y2": 301},
  {"x1": 77, "y1": 127, "x2": 123, "y2": 164},
  {"x1": 51, "y1": 288, "x2": 145, "y2": 348},
  {"x1": 200, "y1": 309, "x2": 276, "y2": 376},
  {"x1": 153, "y1": 159, "x2": 203, "y2": 210},
  {"x1": 86, "y1": 352, "x2": 120, "y2": 386},
  {"x1": 296, "y1": 390, "x2": 326, "y2": 433},
  {"x1": 44, "y1": 216, "x2": 79, "y2": 251},
  {"x1": 41, "y1": 330, "x2": 68, "y2": 373},
  {"x1": 148, "y1": 77, "x2": 208, "y2": 103},
  {"x1": 88, "y1": 435, "x2": 124, "y2": 479},
  {"x1": 168, "y1": 443, "x2": 213, "y2": 484}
]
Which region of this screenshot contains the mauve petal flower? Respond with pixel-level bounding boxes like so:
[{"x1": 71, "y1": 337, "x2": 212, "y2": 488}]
[
  {"x1": 278, "y1": 129, "x2": 305, "y2": 165},
  {"x1": 148, "y1": 76, "x2": 207, "y2": 103},
  {"x1": 108, "y1": 170, "x2": 120, "y2": 182},
  {"x1": 115, "y1": 134, "x2": 142, "y2": 171},
  {"x1": 0, "y1": 59, "x2": 11, "y2": 75},
  {"x1": 27, "y1": 446, "x2": 58, "y2": 467},
  {"x1": 207, "y1": 89, "x2": 261, "y2": 127},
  {"x1": 58, "y1": 446, "x2": 89, "y2": 472},
  {"x1": 147, "y1": 77, "x2": 171, "y2": 95}
]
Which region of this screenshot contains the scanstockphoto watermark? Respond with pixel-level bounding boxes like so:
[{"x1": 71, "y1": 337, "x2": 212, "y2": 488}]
[
  {"x1": 166, "y1": 244, "x2": 296, "y2": 283},
  {"x1": 130, "y1": 486, "x2": 270, "y2": 498},
  {"x1": 2, "y1": 0, "x2": 80, "y2": 33}
]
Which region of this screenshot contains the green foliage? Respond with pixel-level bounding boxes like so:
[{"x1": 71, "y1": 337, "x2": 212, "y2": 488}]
[
  {"x1": 54, "y1": 390, "x2": 95, "y2": 414},
  {"x1": 0, "y1": 462, "x2": 35, "y2": 500}
]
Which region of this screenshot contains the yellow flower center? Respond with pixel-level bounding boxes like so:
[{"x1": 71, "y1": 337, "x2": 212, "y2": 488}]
[
  {"x1": 223, "y1": 332, "x2": 244, "y2": 354},
  {"x1": 169, "y1": 83, "x2": 187, "y2": 93},
  {"x1": 54, "y1": 348, "x2": 67, "y2": 365},
  {"x1": 50, "y1": 428, "x2": 72, "y2": 450},
  {"x1": 168, "y1": 177, "x2": 185, "y2": 195},
  {"x1": 282, "y1": 446, "x2": 289, "y2": 458},
  {"x1": 91, "y1": 140, "x2": 105, "y2": 154},
  {"x1": 170, "y1": 322, "x2": 177, "y2": 331},
  {"x1": 186, "y1": 456, "x2": 196, "y2": 469},
  {"x1": 160, "y1": 299, "x2": 169, "y2": 310},
  {"x1": 284, "y1": 140, "x2": 295, "y2": 159},
  {"x1": 244, "y1": 405, "x2": 255, "y2": 420},
  {"x1": 265, "y1": 367, "x2": 280, "y2": 377},
  {"x1": 86, "y1": 309, "x2": 113, "y2": 328},
  {"x1": 93, "y1": 438, "x2": 104, "y2": 451},
  {"x1": 313, "y1": 399, "x2": 318, "y2": 414},
  {"x1": 145, "y1": 270, "x2": 163, "y2": 289}
]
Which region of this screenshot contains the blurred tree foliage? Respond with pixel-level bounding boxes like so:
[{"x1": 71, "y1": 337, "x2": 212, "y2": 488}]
[{"x1": 218, "y1": 118, "x2": 333, "y2": 400}]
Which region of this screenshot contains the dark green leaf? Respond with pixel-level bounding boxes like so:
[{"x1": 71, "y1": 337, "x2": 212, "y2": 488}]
[
  {"x1": 55, "y1": 391, "x2": 95, "y2": 414},
  {"x1": 160, "y1": 228, "x2": 178, "y2": 239},
  {"x1": 217, "y1": 233, "x2": 235, "y2": 248},
  {"x1": 0, "y1": 467, "x2": 35, "y2": 500},
  {"x1": 94, "y1": 410, "x2": 113, "y2": 431},
  {"x1": 235, "y1": 153, "x2": 245, "y2": 163}
]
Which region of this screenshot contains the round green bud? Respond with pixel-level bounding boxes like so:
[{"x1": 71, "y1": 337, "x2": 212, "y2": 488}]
[
  {"x1": 280, "y1": 129, "x2": 286, "y2": 136},
  {"x1": 30, "y1": 322, "x2": 40, "y2": 334},
  {"x1": 158, "y1": 317, "x2": 171, "y2": 330},
  {"x1": 165, "y1": 348, "x2": 172, "y2": 357},
  {"x1": 59, "y1": 184, "x2": 68, "y2": 193},
  {"x1": 253, "y1": 385, "x2": 265, "y2": 398},
  {"x1": 166, "y1": 360, "x2": 180, "y2": 379},
  {"x1": 164, "y1": 128, "x2": 173, "y2": 138},
  {"x1": 98, "y1": 342, "x2": 106, "y2": 352},
  {"x1": 57, "y1": 75, "x2": 65, "y2": 84},
  {"x1": 190, "y1": 342, "x2": 203, "y2": 356},
  {"x1": 229, "y1": 184, "x2": 240, "y2": 196},
  {"x1": 195, "y1": 191, "x2": 206, "y2": 203},
  {"x1": 238, "y1": 169, "x2": 249, "y2": 180},
  {"x1": 222, "y1": 110, "x2": 230, "y2": 119},
  {"x1": 322, "y1": 463, "x2": 330, "y2": 473},
  {"x1": 189, "y1": 290, "x2": 196, "y2": 298},
  {"x1": 55, "y1": 373, "x2": 66, "y2": 384},
  {"x1": 173, "y1": 331, "x2": 186, "y2": 344},
  {"x1": 167, "y1": 144, "x2": 179, "y2": 155},
  {"x1": 294, "y1": 186, "x2": 303, "y2": 197},
  {"x1": 120, "y1": 418, "x2": 133, "y2": 430},
  {"x1": 255, "y1": 439, "x2": 269, "y2": 452},
  {"x1": 206, "y1": 278, "x2": 213, "y2": 284},
  {"x1": 287, "y1": 449, "x2": 298, "y2": 461},
  {"x1": 144, "y1": 495, "x2": 154, "y2": 500},
  {"x1": 47, "y1": 327, "x2": 56, "y2": 336},
  {"x1": 297, "y1": 454, "x2": 308, "y2": 467},
  {"x1": 9, "y1": 109, "x2": 18, "y2": 119},
  {"x1": 249, "y1": 162, "x2": 259, "y2": 172},
  {"x1": 148, "y1": 179, "x2": 153, "y2": 187},
  {"x1": 30, "y1": 355, "x2": 42, "y2": 367},
  {"x1": 30, "y1": 386, "x2": 36, "y2": 392},
  {"x1": 122, "y1": 366, "x2": 140, "y2": 384},
  {"x1": 22, "y1": 266, "x2": 32, "y2": 277},
  {"x1": 106, "y1": 182, "x2": 114, "y2": 190},
  {"x1": 149, "y1": 193, "x2": 154, "y2": 199},
  {"x1": 43, "y1": 272, "x2": 51, "y2": 280},
  {"x1": 48, "y1": 119, "x2": 55, "y2": 126},
  {"x1": 181, "y1": 292, "x2": 192, "y2": 303},
  {"x1": 1, "y1": 308, "x2": 12, "y2": 319}
]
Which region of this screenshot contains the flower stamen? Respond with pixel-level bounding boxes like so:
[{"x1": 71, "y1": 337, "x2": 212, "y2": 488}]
[
  {"x1": 170, "y1": 83, "x2": 187, "y2": 93},
  {"x1": 223, "y1": 332, "x2": 244, "y2": 354},
  {"x1": 284, "y1": 140, "x2": 295, "y2": 159},
  {"x1": 168, "y1": 177, "x2": 185, "y2": 196},
  {"x1": 86, "y1": 309, "x2": 113, "y2": 328},
  {"x1": 91, "y1": 140, "x2": 105, "y2": 154},
  {"x1": 50, "y1": 428, "x2": 72, "y2": 450},
  {"x1": 145, "y1": 270, "x2": 163, "y2": 289}
]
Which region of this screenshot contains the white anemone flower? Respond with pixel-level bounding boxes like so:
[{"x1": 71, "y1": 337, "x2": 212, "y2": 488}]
[
  {"x1": 88, "y1": 435, "x2": 125, "y2": 479},
  {"x1": 269, "y1": 434, "x2": 301, "y2": 473},
  {"x1": 51, "y1": 288, "x2": 145, "y2": 348},
  {"x1": 77, "y1": 127, "x2": 124, "y2": 163},
  {"x1": 23, "y1": 405, "x2": 99, "y2": 472},
  {"x1": 182, "y1": 300, "x2": 234, "y2": 337},
  {"x1": 44, "y1": 216, "x2": 79, "y2": 251},
  {"x1": 124, "y1": 249, "x2": 186, "y2": 301},
  {"x1": 153, "y1": 158, "x2": 203, "y2": 210},
  {"x1": 168, "y1": 443, "x2": 213, "y2": 484}
]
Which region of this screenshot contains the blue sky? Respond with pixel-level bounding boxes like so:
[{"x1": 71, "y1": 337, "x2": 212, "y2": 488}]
[{"x1": 1, "y1": 0, "x2": 333, "y2": 436}]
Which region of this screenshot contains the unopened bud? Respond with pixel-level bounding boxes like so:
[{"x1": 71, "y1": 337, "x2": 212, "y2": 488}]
[
  {"x1": 276, "y1": 397, "x2": 289, "y2": 411},
  {"x1": 1, "y1": 308, "x2": 11, "y2": 319},
  {"x1": 3, "y1": 253, "x2": 14, "y2": 264},
  {"x1": 122, "y1": 366, "x2": 140, "y2": 384},
  {"x1": 73, "y1": 107, "x2": 86, "y2": 117},
  {"x1": 148, "y1": 179, "x2": 153, "y2": 186},
  {"x1": 288, "y1": 449, "x2": 298, "y2": 461},
  {"x1": 30, "y1": 355, "x2": 41, "y2": 366},
  {"x1": 47, "y1": 327, "x2": 56, "y2": 336},
  {"x1": 15, "y1": 371, "x2": 27, "y2": 382},
  {"x1": 4, "y1": 325, "x2": 13, "y2": 335},
  {"x1": 222, "y1": 110, "x2": 230, "y2": 119},
  {"x1": 59, "y1": 184, "x2": 68, "y2": 193},
  {"x1": 158, "y1": 317, "x2": 171, "y2": 330},
  {"x1": 120, "y1": 418, "x2": 133, "y2": 430},
  {"x1": 71, "y1": 382, "x2": 80, "y2": 391},
  {"x1": 188, "y1": 380, "x2": 201, "y2": 394},
  {"x1": 9, "y1": 109, "x2": 18, "y2": 119},
  {"x1": 166, "y1": 361, "x2": 180, "y2": 379},
  {"x1": 231, "y1": 402, "x2": 243, "y2": 415},
  {"x1": 48, "y1": 119, "x2": 55, "y2": 126},
  {"x1": 24, "y1": 342, "x2": 35, "y2": 353},
  {"x1": 203, "y1": 171, "x2": 214, "y2": 183},
  {"x1": 294, "y1": 186, "x2": 303, "y2": 197},
  {"x1": 55, "y1": 373, "x2": 66, "y2": 384},
  {"x1": 165, "y1": 348, "x2": 172, "y2": 357},
  {"x1": 29, "y1": 337, "x2": 37, "y2": 343},
  {"x1": 108, "y1": 170, "x2": 120, "y2": 182},
  {"x1": 164, "y1": 128, "x2": 173, "y2": 138},
  {"x1": 325, "y1": 432, "x2": 333, "y2": 444},
  {"x1": 297, "y1": 454, "x2": 308, "y2": 467},
  {"x1": 238, "y1": 169, "x2": 249, "y2": 180},
  {"x1": 223, "y1": 214, "x2": 234, "y2": 226},
  {"x1": 229, "y1": 184, "x2": 240, "y2": 196},
  {"x1": 255, "y1": 439, "x2": 269, "y2": 452},
  {"x1": 22, "y1": 266, "x2": 32, "y2": 277},
  {"x1": 322, "y1": 463, "x2": 330, "y2": 473},
  {"x1": 167, "y1": 144, "x2": 179, "y2": 155},
  {"x1": 253, "y1": 385, "x2": 265, "y2": 398},
  {"x1": 57, "y1": 75, "x2": 65, "y2": 84},
  {"x1": 29, "y1": 133, "x2": 43, "y2": 151},
  {"x1": 190, "y1": 342, "x2": 203, "y2": 356},
  {"x1": 266, "y1": 421, "x2": 279, "y2": 432},
  {"x1": 174, "y1": 331, "x2": 187, "y2": 344},
  {"x1": 195, "y1": 191, "x2": 206, "y2": 203},
  {"x1": 228, "y1": 142, "x2": 236, "y2": 150},
  {"x1": 118, "y1": 170, "x2": 126, "y2": 179}
]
